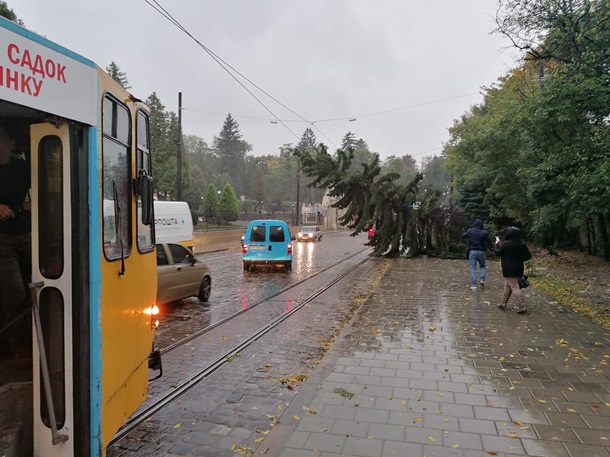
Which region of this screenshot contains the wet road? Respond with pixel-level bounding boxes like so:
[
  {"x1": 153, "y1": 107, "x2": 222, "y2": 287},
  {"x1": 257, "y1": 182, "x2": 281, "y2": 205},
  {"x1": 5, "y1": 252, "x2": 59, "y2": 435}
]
[
  {"x1": 153, "y1": 230, "x2": 371, "y2": 349},
  {"x1": 108, "y1": 230, "x2": 387, "y2": 456}
]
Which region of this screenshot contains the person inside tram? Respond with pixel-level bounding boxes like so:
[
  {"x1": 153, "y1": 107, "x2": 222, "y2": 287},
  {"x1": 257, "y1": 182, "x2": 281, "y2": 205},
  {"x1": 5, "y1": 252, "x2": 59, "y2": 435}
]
[{"x1": 0, "y1": 122, "x2": 32, "y2": 363}]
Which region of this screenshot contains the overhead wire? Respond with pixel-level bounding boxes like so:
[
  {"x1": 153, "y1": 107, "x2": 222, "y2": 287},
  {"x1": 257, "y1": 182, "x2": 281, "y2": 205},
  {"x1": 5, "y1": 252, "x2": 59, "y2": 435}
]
[
  {"x1": 145, "y1": 0, "x2": 480, "y2": 157},
  {"x1": 144, "y1": 0, "x2": 299, "y2": 142},
  {"x1": 145, "y1": 0, "x2": 338, "y2": 148},
  {"x1": 312, "y1": 92, "x2": 481, "y2": 123},
  {"x1": 183, "y1": 91, "x2": 481, "y2": 126}
]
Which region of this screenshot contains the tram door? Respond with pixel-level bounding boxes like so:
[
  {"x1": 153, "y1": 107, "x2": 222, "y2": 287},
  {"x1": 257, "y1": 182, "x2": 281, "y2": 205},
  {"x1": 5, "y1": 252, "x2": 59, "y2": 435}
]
[{"x1": 30, "y1": 122, "x2": 77, "y2": 457}]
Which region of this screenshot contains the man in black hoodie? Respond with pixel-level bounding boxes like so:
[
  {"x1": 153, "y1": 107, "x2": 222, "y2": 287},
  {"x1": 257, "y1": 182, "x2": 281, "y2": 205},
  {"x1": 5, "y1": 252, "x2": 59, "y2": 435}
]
[{"x1": 463, "y1": 219, "x2": 492, "y2": 290}]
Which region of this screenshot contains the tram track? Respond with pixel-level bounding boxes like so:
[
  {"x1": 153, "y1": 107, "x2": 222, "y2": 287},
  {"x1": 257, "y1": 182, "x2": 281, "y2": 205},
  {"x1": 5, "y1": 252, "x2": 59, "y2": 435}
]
[
  {"x1": 108, "y1": 253, "x2": 370, "y2": 447},
  {"x1": 158, "y1": 247, "x2": 369, "y2": 354}
]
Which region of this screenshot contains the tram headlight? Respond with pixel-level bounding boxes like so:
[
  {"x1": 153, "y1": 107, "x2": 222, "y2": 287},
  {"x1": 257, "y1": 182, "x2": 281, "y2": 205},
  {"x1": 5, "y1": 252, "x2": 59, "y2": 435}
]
[{"x1": 143, "y1": 304, "x2": 159, "y2": 315}]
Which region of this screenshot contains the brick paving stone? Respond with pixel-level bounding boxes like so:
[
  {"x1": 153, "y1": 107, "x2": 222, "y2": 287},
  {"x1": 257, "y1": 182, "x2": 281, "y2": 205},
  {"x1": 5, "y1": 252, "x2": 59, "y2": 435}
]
[
  {"x1": 330, "y1": 419, "x2": 369, "y2": 437},
  {"x1": 564, "y1": 442, "x2": 610, "y2": 457},
  {"x1": 521, "y1": 438, "x2": 571, "y2": 457},
  {"x1": 303, "y1": 432, "x2": 345, "y2": 453}
]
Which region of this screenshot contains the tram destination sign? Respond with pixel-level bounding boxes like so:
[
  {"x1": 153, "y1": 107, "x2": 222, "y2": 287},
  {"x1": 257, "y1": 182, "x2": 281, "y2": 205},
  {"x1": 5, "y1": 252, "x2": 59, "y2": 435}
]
[{"x1": 0, "y1": 22, "x2": 97, "y2": 126}]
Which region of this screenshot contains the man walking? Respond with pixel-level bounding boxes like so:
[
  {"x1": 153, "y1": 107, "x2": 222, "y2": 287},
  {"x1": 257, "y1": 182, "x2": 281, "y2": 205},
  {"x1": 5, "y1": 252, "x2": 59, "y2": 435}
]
[{"x1": 463, "y1": 219, "x2": 492, "y2": 290}]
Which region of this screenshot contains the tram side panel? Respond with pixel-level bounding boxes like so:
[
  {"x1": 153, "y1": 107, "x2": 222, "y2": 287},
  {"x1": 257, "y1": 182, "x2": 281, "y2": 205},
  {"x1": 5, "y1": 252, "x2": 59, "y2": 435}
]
[{"x1": 97, "y1": 71, "x2": 157, "y2": 450}]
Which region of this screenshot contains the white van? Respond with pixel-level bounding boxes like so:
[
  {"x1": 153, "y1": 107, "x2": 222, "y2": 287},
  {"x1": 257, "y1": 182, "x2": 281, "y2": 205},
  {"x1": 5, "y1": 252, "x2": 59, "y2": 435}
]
[{"x1": 154, "y1": 201, "x2": 194, "y2": 250}]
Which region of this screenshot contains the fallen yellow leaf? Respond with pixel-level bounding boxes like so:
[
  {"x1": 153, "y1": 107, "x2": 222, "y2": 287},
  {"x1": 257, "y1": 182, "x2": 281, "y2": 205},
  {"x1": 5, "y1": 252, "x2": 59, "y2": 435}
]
[
  {"x1": 427, "y1": 437, "x2": 436, "y2": 442},
  {"x1": 428, "y1": 326, "x2": 437, "y2": 332}
]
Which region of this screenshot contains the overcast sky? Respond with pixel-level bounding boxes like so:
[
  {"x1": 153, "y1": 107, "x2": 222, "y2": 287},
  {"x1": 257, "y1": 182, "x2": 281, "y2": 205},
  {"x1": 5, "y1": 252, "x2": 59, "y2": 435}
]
[{"x1": 15, "y1": 1, "x2": 520, "y2": 163}]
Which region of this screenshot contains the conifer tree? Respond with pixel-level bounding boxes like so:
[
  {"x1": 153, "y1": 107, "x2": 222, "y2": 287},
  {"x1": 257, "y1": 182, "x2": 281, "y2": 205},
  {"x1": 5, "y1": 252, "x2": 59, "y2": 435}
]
[
  {"x1": 203, "y1": 184, "x2": 218, "y2": 224},
  {"x1": 106, "y1": 61, "x2": 131, "y2": 89},
  {"x1": 217, "y1": 183, "x2": 239, "y2": 224}
]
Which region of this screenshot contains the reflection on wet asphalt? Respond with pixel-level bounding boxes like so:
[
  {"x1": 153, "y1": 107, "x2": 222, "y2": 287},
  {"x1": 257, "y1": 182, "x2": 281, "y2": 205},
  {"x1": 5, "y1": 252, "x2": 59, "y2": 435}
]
[{"x1": 153, "y1": 231, "x2": 371, "y2": 348}]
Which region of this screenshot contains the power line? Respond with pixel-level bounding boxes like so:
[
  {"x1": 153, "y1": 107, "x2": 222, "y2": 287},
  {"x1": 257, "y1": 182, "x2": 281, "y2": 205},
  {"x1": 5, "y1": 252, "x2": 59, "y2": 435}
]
[
  {"x1": 181, "y1": 107, "x2": 304, "y2": 123},
  {"x1": 312, "y1": 92, "x2": 481, "y2": 123},
  {"x1": 183, "y1": 91, "x2": 481, "y2": 126},
  {"x1": 145, "y1": 1, "x2": 478, "y2": 155},
  {"x1": 145, "y1": 0, "x2": 337, "y2": 148},
  {"x1": 145, "y1": 0, "x2": 299, "y2": 141}
]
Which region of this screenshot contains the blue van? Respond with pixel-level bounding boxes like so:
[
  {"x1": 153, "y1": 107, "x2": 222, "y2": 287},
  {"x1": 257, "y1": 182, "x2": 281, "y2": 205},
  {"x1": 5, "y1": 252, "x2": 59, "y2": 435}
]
[{"x1": 242, "y1": 219, "x2": 295, "y2": 272}]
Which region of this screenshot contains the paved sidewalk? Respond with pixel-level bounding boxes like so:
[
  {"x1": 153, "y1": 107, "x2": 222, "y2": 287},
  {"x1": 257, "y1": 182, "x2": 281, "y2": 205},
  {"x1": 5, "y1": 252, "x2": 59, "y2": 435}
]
[{"x1": 259, "y1": 256, "x2": 610, "y2": 457}]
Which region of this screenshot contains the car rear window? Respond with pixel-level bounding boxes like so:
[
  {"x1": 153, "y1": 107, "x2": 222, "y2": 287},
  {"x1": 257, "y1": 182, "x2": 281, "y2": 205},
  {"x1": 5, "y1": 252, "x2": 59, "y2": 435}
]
[
  {"x1": 250, "y1": 225, "x2": 266, "y2": 242},
  {"x1": 269, "y1": 225, "x2": 286, "y2": 242},
  {"x1": 156, "y1": 245, "x2": 169, "y2": 265},
  {"x1": 168, "y1": 244, "x2": 193, "y2": 264}
]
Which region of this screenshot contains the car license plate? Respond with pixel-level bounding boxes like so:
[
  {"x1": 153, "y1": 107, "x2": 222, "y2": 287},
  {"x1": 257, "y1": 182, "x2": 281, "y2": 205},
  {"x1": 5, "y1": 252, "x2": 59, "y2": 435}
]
[{"x1": 250, "y1": 245, "x2": 266, "y2": 250}]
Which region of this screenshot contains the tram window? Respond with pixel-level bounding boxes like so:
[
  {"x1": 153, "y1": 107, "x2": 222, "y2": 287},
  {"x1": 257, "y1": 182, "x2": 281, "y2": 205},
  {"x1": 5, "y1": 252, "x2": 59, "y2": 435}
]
[
  {"x1": 102, "y1": 95, "x2": 132, "y2": 260},
  {"x1": 137, "y1": 111, "x2": 149, "y2": 152},
  {"x1": 39, "y1": 287, "x2": 66, "y2": 430},
  {"x1": 38, "y1": 136, "x2": 64, "y2": 279},
  {"x1": 136, "y1": 111, "x2": 154, "y2": 252}
]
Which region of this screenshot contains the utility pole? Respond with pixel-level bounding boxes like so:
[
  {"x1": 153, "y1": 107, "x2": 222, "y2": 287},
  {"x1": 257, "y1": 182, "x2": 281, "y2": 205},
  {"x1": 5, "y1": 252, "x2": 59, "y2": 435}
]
[
  {"x1": 296, "y1": 157, "x2": 300, "y2": 226},
  {"x1": 177, "y1": 91, "x2": 183, "y2": 200}
]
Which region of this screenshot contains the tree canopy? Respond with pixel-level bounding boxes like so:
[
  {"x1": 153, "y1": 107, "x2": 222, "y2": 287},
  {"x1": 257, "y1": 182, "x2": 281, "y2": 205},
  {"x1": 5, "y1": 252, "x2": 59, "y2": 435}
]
[{"x1": 444, "y1": 0, "x2": 610, "y2": 257}]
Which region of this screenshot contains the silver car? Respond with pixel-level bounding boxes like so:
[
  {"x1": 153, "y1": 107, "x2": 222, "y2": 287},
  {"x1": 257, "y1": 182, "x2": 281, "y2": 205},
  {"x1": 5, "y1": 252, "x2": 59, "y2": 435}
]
[
  {"x1": 297, "y1": 225, "x2": 323, "y2": 242},
  {"x1": 156, "y1": 243, "x2": 211, "y2": 304}
]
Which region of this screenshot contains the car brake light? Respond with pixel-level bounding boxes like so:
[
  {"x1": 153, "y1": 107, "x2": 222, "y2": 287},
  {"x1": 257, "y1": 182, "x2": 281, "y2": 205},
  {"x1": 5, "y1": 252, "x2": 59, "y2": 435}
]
[
  {"x1": 287, "y1": 243, "x2": 292, "y2": 254},
  {"x1": 242, "y1": 243, "x2": 248, "y2": 254}
]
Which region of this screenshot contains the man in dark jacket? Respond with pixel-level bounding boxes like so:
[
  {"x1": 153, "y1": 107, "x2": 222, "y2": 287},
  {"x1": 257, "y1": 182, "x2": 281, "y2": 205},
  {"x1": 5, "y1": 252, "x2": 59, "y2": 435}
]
[
  {"x1": 0, "y1": 125, "x2": 31, "y2": 359},
  {"x1": 494, "y1": 226, "x2": 532, "y2": 314},
  {"x1": 463, "y1": 219, "x2": 492, "y2": 289}
]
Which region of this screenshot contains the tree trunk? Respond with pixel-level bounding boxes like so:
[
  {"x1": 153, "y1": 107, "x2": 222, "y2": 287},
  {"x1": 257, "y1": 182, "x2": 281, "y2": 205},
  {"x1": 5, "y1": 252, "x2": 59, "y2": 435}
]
[
  {"x1": 598, "y1": 212, "x2": 610, "y2": 260},
  {"x1": 585, "y1": 217, "x2": 594, "y2": 255}
]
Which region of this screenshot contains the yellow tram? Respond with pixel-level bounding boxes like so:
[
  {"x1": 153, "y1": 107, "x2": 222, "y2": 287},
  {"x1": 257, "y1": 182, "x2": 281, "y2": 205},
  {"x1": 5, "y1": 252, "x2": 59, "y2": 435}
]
[{"x1": 0, "y1": 17, "x2": 159, "y2": 456}]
